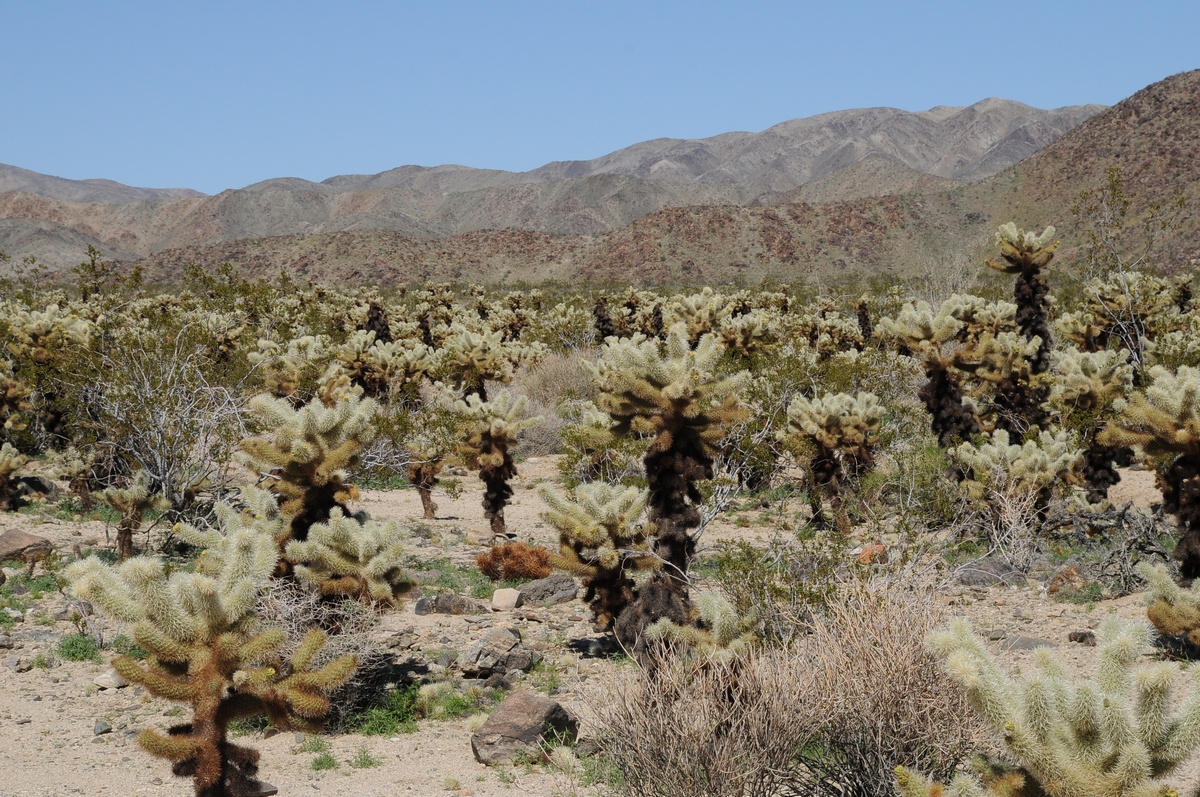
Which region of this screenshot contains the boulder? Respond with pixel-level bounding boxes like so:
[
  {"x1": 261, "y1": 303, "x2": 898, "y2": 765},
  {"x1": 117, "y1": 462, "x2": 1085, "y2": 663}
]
[
  {"x1": 0, "y1": 530, "x2": 53, "y2": 566},
  {"x1": 518, "y1": 573, "x2": 578, "y2": 606},
  {"x1": 491, "y1": 588, "x2": 523, "y2": 611},
  {"x1": 462, "y1": 628, "x2": 542, "y2": 677},
  {"x1": 413, "y1": 593, "x2": 486, "y2": 616},
  {"x1": 470, "y1": 691, "x2": 578, "y2": 765},
  {"x1": 93, "y1": 669, "x2": 128, "y2": 690}
]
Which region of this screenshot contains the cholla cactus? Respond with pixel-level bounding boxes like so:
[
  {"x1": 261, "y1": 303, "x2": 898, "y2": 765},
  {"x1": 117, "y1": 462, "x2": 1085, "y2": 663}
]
[
  {"x1": 101, "y1": 470, "x2": 170, "y2": 561},
  {"x1": 666, "y1": 287, "x2": 727, "y2": 345},
  {"x1": 1055, "y1": 310, "x2": 1109, "y2": 352},
  {"x1": 1140, "y1": 562, "x2": 1200, "y2": 657},
  {"x1": 590, "y1": 324, "x2": 747, "y2": 648},
  {"x1": 441, "y1": 325, "x2": 515, "y2": 400},
  {"x1": 66, "y1": 520, "x2": 356, "y2": 796},
  {"x1": 249, "y1": 334, "x2": 330, "y2": 403},
  {"x1": 986, "y1": 224, "x2": 1059, "y2": 431},
  {"x1": 541, "y1": 482, "x2": 652, "y2": 628},
  {"x1": 5, "y1": 303, "x2": 93, "y2": 363},
  {"x1": 897, "y1": 617, "x2": 1200, "y2": 797},
  {"x1": 1051, "y1": 348, "x2": 1135, "y2": 502},
  {"x1": 781, "y1": 391, "x2": 884, "y2": 531},
  {"x1": 643, "y1": 592, "x2": 755, "y2": 664},
  {"x1": 0, "y1": 360, "x2": 31, "y2": 433},
  {"x1": 590, "y1": 325, "x2": 747, "y2": 578},
  {"x1": 240, "y1": 393, "x2": 378, "y2": 548},
  {"x1": 457, "y1": 390, "x2": 541, "y2": 537},
  {"x1": 949, "y1": 429, "x2": 1078, "y2": 509},
  {"x1": 284, "y1": 509, "x2": 412, "y2": 605},
  {"x1": 1101, "y1": 366, "x2": 1200, "y2": 579},
  {"x1": 717, "y1": 308, "x2": 779, "y2": 358},
  {"x1": 878, "y1": 301, "x2": 980, "y2": 446},
  {"x1": 0, "y1": 442, "x2": 29, "y2": 511}
]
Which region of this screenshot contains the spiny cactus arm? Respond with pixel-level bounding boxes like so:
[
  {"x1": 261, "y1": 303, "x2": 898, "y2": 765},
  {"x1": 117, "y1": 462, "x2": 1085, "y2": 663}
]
[
  {"x1": 1139, "y1": 562, "x2": 1200, "y2": 640},
  {"x1": 112, "y1": 655, "x2": 199, "y2": 701},
  {"x1": 137, "y1": 727, "x2": 202, "y2": 763},
  {"x1": 895, "y1": 765, "x2": 987, "y2": 797},
  {"x1": 1102, "y1": 366, "x2": 1200, "y2": 458},
  {"x1": 65, "y1": 556, "x2": 146, "y2": 623},
  {"x1": 986, "y1": 223, "x2": 1059, "y2": 273}
]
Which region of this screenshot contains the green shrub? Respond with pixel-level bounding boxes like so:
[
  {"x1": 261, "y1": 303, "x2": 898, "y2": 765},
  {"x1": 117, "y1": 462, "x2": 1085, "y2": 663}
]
[
  {"x1": 349, "y1": 685, "x2": 419, "y2": 736},
  {"x1": 57, "y1": 632, "x2": 101, "y2": 663}
]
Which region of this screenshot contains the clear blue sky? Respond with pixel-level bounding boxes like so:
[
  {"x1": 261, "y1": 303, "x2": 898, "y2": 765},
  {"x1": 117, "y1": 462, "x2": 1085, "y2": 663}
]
[{"x1": 4, "y1": 1, "x2": 1196, "y2": 195}]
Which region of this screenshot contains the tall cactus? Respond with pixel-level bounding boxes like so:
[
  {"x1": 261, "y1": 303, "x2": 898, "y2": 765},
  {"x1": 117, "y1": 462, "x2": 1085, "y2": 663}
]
[
  {"x1": 897, "y1": 617, "x2": 1200, "y2": 797},
  {"x1": 457, "y1": 390, "x2": 540, "y2": 538},
  {"x1": 541, "y1": 482, "x2": 652, "y2": 629},
  {"x1": 67, "y1": 518, "x2": 356, "y2": 796},
  {"x1": 590, "y1": 324, "x2": 747, "y2": 647},
  {"x1": 1101, "y1": 365, "x2": 1200, "y2": 579}
]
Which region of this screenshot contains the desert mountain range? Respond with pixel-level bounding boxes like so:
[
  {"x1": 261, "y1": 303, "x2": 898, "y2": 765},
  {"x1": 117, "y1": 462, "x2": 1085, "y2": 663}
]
[{"x1": 2, "y1": 70, "x2": 1197, "y2": 286}]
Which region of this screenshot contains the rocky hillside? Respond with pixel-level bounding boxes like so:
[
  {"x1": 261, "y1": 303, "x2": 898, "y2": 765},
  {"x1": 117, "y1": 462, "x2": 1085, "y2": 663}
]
[{"x1": 0, "y1": 99, "x2": 1101, "y2": 275}]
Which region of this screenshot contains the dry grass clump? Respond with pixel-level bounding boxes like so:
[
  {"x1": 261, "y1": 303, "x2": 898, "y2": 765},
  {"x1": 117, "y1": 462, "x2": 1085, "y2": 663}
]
[
  {"x1": 254, "y1": 578, "x2": 386, "y2": 730},
  {"x1": 510, "y1": 350, "x2": 598, "y2": 458},
  {"x1": 476, "y1": 541, "x2": 553, "y2": 581},
  {"x1": 595, "y1": 576, "x2": 986, "y2": 797}
]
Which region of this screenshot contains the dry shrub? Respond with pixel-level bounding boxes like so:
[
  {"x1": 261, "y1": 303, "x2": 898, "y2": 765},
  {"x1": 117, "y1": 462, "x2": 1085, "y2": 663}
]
[
  {"x1": 798, "y1": 577, "x2": 989, "y2": 797},
  {"x1": 595, "y1": 576, "x2": 987, "y2": 797},
  {"x1": 510, "y1": 350, "x2": 598, "y2": 407},
  {"x1": 510, "y1": 351, "x2": 598, "y2": 458},
  {"x1": 597, "y1": 650, "x2": 807, "y2": 797},
  {"x1": 476, "y1": 541, "x2": 552, "y2": 581},
  {"x1": 254, "y1": 578, "x2": 388, "y2": 730}
]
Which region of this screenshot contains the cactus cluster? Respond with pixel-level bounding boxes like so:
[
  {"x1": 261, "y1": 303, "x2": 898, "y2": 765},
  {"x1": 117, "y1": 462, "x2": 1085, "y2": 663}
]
[
  {"x1": 897, "y1": 617, "x2": 1200, "y2": 797},
  {"x1": 67, "y1": 517, "x2": 356, "y2": 796}
]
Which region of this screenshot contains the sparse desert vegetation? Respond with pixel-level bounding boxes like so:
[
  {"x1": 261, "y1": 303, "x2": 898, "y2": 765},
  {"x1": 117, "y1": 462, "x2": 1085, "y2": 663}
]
[{"x1": 2, "y1": 198, "x2": 1200, "y2": 797}]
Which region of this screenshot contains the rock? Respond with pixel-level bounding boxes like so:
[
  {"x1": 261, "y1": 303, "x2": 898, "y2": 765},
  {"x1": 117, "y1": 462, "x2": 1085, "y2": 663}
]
[
  {"x1": 1047, "y1": 566, "x2": 1088, "y2": 597},
  {"x1": 5, "y1": 655, "x2": 33, "y2": 672},
  {"x1": 93, "y1": 669, "x2": 128, "y2": 690},
  {"x1": 491, "y1": 588, "x2": 523, "y2": 611},
  {"x1": 1068, "y1": 630, "x2": 1097, "y2": 646},
  {"x1": 854, "y1": 543, "x2": 887, "y2": 565},
  {"x1": 470, "y1": 691, "x2": 579, "y2": 765},
  {"x1": 2, "y1": 607, "x2": 22, "y2": 623},
  {"x1": 413, "y1": 593, "x2": 486, "y2": 616},
  {"x1": 518, "y1": 574, "x2": 579, "y2": 606},
  {"x1": 462, "y1": 628, "x2": 542, "y2": 677},
  {"x1": 0, "y1": 635, "x2": 13, "y2": 649},
  {"x1": 0, "y1": 529, "x2": 53, "y2": 566},
  {"x1": 956, "y1": 558, "x2": 1024, "y2": 587},
  {"x1": 94, "y1": 720, "x2": 113, "y2": 736}
]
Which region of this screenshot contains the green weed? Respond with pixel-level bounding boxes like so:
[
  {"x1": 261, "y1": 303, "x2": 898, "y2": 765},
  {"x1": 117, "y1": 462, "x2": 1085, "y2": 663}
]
[{"x1": 57, "y1": 633, "x2": 102, "y2": 663}]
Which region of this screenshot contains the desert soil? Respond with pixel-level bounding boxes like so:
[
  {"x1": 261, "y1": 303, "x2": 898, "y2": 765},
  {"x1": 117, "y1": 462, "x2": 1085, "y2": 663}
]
[{"x1": 0, "y1": 459, "x2": 1189, "y2": 796}]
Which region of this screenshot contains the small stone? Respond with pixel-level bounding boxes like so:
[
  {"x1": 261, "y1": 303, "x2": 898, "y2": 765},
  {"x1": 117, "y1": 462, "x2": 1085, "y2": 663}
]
[
  {"x1": 987, "y1": 630, "x2": 1005, "y2": 641},
  {"x1": 93, "y1": 669, "x2": 128, "y2": 690},
  {"x1": 2, "y1": 607, "x2": 23, "y2": 623},
  {"x1": 492, "y1": 588, "x2": 523, "y2": 611},
  {"x1": 414, "y1": 594, "x2": 486, "y2": 616},
  {"x1": 1068, "y1": 630, "x2": 1097, "y2": 646},
  {"x1": 94, "y1": 720, "x2": 113, "y2": 736}
]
